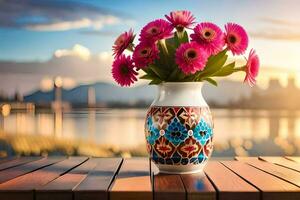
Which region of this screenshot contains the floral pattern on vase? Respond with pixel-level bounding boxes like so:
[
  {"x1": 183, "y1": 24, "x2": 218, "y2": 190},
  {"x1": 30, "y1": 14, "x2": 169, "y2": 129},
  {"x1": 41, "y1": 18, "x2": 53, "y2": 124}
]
[{"x1": 145, "y1": 106, "x2": 213, "y2": 166}]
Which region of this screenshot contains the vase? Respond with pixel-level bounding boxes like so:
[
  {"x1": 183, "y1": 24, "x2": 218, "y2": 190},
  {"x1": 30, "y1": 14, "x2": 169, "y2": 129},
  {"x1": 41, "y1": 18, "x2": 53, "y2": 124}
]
[{"x1": 145, "y1": 82, "x2": 213, "y2": 174}]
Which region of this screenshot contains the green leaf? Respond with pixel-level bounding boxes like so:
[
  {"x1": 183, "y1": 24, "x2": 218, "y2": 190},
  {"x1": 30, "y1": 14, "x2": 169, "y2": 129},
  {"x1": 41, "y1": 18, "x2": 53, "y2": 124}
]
[
  {"x1": 203, "y1": 77, "x2": 218, "y2": 86},
  {"x1": 196, "y1": 50, "x2": 228, "y2": 80},
  {"x1": 174, "y1": 31, "x2": 189, "y2": 48},
  {"x1": 149, "y1": 64, "x2": 169, "y2": 80},
  {"x1": 167, "y1": 67, "x2": 186, "y2": 81},
  {"x1": 213, "y1": 62, "x2": 236, "y2": 77},
  {"x1": 140, "y1": 74, "x2": 155, "y2": 80},
  {"x1": 164, "y1": 38, "x2": 177, "y2": 69},
  {"x1": 205, "y1": 49, "x2": 227, "y2": 68},
  {"x1": 149, "y1": 79, "x2": 162, "y2": 85}
]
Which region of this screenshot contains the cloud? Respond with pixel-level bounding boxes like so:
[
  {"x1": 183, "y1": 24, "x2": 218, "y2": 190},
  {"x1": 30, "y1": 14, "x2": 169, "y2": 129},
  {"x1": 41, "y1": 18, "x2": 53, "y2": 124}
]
[
  {"x1": 0, "y1": 44, "x2": 114, "y2": 95},
  {"x1": 249, "y1": 31, "x2": 300, "y2": 41},
  {"x1": 250, "y1": 17, "x2": 300, "y2": 41},
  {"x1": 54, "y1": 44, "x2": 91, "y2": 60},
  {"x1": 0, "y1": 0, "x2": 127, "y2": 31},
  {"x1": 79, "y1": 30, "x2": 120, "y2": 37},
  {"x1": 260, "y1": 17, "x2": 300, "y2": 27}
]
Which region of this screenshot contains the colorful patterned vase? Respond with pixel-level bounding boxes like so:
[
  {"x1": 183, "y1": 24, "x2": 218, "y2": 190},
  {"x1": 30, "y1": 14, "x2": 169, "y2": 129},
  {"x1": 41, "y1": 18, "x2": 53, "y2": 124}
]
[{"x1": 145, "y1": 82, "x2": 213, "y2": 174}]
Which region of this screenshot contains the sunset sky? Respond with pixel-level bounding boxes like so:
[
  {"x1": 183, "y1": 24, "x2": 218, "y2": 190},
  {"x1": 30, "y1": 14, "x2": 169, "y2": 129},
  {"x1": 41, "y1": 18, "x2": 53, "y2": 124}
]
[{"x1": 1, "y1": 0, "x2": 300, "y2": 95}]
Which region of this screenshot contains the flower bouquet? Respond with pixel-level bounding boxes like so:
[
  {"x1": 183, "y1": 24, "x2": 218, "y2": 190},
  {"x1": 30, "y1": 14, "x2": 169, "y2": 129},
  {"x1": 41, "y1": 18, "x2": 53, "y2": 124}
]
[{"x1": 111, "y1": 10, "x2": 260, "y2": 174}]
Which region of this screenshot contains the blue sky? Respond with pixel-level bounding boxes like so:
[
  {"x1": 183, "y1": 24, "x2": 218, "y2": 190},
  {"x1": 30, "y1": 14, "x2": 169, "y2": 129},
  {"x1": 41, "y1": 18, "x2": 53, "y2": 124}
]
[{"x1": 0, "y1": 0, "x2": 300, "y2": 95}]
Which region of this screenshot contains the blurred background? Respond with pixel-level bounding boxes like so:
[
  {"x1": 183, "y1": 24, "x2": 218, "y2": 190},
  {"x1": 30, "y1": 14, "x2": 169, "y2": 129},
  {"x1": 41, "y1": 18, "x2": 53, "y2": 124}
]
[{"x1": 0, "y1": 0, "x2": 300, "y2": 158}]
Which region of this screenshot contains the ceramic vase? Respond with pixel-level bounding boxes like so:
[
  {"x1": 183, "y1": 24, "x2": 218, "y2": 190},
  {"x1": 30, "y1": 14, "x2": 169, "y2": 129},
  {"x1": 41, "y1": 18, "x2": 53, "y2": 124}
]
[{"x1": 145, "y1": 82, "x2": 213, "y2": 174}]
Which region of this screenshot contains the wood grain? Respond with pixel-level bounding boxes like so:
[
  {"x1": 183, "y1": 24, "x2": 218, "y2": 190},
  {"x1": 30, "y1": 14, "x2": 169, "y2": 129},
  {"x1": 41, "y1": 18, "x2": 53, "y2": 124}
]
[
  {"x1": 285, "y1": 156, "x2": 300, "y2": 163},
  {"x1": 0, "y1": 156, "x2": 42, "y2": 171},
  {"x1": 242, "y1": 159, "x2": 300, "y2": 187},
  {"x1": 0, "y1": 157, "x2": 17, "y2": 165},
  {"x1": 181, "y1": 172, "x2": 215, "y2": 200},
  {"x1": 151, "y1": 162, "x2": 185, "y2": 200},
  {"x1": 222, "y1": 161, "x2": 300, "y2": 200},
  {"x1": 204, "y1": 161, "x2": 259, "y2": 200},
  {"x1": 0, "y1": 156, "x2": 67, "y2": 200},
  {"x1": 235, "y1": 157, "x2": 259, "y2": 161},
  {"x1": 110, "y1": 158, "x2": 152, "y2": 200},
  {"x1": 154, "y1": 173, "x2": 185, "y2": 200},
  {"x1": 36, "y1": 157, "x2": 96, "y2": 200},
  {"x1": 0, "y1": 157, "x2": 63, "y2": 184},
  {"x1": 74, "y1": 158, "x2": 122, "y2": 200},
  {"x1": 260, "y1": 156, "x2": 300, "y2": 172}
]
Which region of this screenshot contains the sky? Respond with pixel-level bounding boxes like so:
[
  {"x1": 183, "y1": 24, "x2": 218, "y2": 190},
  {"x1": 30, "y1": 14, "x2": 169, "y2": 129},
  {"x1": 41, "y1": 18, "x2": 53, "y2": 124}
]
[{"x1": 1, "y1": 0, "x2": 300, "y2": 96}]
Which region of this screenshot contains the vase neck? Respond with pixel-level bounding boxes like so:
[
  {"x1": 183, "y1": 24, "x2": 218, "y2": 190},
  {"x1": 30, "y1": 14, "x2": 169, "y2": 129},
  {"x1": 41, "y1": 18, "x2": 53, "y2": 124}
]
[{"x1": 152, "y1": 82, "x2": 208, "y2": 107}]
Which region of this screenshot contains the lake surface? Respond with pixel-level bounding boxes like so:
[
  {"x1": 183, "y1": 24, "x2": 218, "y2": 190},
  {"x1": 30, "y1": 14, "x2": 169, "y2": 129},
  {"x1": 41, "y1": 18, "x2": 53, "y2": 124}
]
[{"x1": 1, "y1": 108, "x2": 300, "y2": 156}]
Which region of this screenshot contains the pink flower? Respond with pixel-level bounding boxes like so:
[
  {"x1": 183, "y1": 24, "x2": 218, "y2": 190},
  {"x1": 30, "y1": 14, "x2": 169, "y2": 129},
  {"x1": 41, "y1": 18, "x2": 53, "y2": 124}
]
[
  {"x1": 244, "y1": 49, "x2": 260, "y2": 87},
  {"x1": 165, "y1": 10, "x2": 195, "y2": 31},
  {"x1": 139, "y1": 19, "x2": 173, "y2": 43},
  {"x1": 132, "y1": 42, "x2": 159, "y2": 68},
  {"x1": 175, "y1": 42, "x2": 208, "y2": 74},
  {"x1": 225, "y1": 23, "x2": 248, "y2": 55},
  {"x1": 191, "y1": 22, "x2": 225, "y2": 56},
  {"x1": 112, "y1": 55, "x2": 138, "y2": 87},
  {"x1": 112, "y1": 29, "x2": 135, "y2": 58}
]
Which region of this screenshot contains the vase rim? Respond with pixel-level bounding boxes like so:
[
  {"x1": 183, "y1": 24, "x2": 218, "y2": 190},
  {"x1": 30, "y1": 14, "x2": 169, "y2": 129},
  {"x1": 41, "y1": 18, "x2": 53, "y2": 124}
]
[{"x1": 159, "y1": 81, "x2": 204, "y2": 86}]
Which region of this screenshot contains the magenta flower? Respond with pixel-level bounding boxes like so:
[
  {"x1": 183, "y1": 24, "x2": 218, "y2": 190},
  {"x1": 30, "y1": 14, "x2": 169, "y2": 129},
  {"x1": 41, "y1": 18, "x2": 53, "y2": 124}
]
[
  {"x1": 132, "y1": 42, "x2": 159, "y2": 68},
  {"x1": 139, "y1": 19, "x2": 173, "y2": 43},
  {"x1": 165, "y1": 10, "x2": 195, "y2": 31},
  {"x1": 175, "y1": 42, "x2": 208, "y2": 74},
  {"x1": 112, "y1": 55, "x2": 138, "y2": 87},
  {"x1": 191, "y1": 22, "x2": 225, "y2": 56},
  {"x1": 225, "y1": 23, "x2": 248, "y2": 55},
  {"x1": 112, "y1": 29, "x2": 135, "y2": 58},
  {"x1": 244, "y1": 49, "x2": 260, "y2": 87}
]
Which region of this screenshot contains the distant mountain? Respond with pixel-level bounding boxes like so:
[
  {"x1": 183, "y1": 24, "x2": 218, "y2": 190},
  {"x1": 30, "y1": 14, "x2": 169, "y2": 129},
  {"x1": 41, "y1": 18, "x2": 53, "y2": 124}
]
[{"x1": 24, "y1": 80, "x2": 253, "y2": 106}]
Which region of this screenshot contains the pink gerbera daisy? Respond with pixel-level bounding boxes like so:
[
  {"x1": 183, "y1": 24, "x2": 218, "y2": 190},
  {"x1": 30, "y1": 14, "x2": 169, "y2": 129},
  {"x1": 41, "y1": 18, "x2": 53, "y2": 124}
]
[
  {"x1": 112, "y1": 55, "x2": 138, "y2": 87},
  {"x1": 225, "y1": 23, "x2": 248, "y2": 55},
  {"x1": 244, "y1": 49, "x2": 260, "y2": 87},
  {"x1": 165, "y1": 10, "x2": 195, "y2": 31},
  {"x1": 139, "y1": 19, "x2": 173, "y2": 43},
  {"x1": 132, "y1": 42, "x2": 159, "y2": 68},
  {"x1": 112, "y1": 29, "x2": 135, "y2": 58},
  {"x1": 175, "y1": 42, "x2": 208, "y2": 74},
  {"x1": 191, "y1": 22, "x2": 225, "y2": 56}
]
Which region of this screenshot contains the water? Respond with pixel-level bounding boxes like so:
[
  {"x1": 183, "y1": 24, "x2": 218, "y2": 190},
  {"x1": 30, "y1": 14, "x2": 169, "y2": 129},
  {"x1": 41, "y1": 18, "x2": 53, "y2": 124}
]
[{"x1": 0, "y1": 108, "x2": 300, "y2": 156}]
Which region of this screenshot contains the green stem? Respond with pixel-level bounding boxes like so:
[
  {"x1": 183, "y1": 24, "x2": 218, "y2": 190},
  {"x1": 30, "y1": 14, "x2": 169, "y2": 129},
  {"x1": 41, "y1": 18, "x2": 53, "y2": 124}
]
[{"x1": 233, "y1": 66, "x2": 246, "y2": 72}]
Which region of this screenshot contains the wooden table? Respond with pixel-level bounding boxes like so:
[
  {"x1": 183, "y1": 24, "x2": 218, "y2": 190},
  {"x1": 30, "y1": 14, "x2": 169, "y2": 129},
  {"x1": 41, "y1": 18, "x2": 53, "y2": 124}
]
[{"x1": 0, "y1": 156, "x2": 299, "y2": 200}]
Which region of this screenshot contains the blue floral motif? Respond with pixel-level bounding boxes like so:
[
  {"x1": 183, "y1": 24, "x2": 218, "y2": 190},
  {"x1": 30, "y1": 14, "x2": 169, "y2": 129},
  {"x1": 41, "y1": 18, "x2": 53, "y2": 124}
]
[
  {"x1": 165, "y1": 117, "x2": 188, "y2": 146},
  {"x1": 193, "y1": 118, "x2": 213, "y2": 146},
  {"x1": 146, "y1": 116, "x2": 160, "y2": 145}
]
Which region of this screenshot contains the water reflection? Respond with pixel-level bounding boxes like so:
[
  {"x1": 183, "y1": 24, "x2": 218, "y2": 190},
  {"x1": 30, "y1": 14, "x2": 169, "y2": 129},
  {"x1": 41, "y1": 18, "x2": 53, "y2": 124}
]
[{"x1": 0, "y1": 108, "x2": 299, "y2": 156}]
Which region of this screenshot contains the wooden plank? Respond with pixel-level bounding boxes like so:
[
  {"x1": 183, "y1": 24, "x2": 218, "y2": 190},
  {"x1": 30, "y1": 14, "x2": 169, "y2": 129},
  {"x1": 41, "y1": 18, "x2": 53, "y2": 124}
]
[
  {"x1": 0, "y1": 157, "x2": 62, "y2": 184},
  {"x1": 204, "y1": 161, "x2": 259, "y2": 200},
  {"x1": 153, "y1": 174, "x2": 185, "y2": 200},
  {"x1": 0, "y1": 157, "x2": 17, "y2": 165},
  {"x1": 0, "y1": 156, "x2": 42, "y2": 171},
  {"x1": 235, "y1": 157, "x2": 259, "y2": 161},
  {"x1": 74, "y1": 158, "x2": 122, "y2": 200},
  {"x1": 0, "y1": 157, "x2": 87, "y2": 200},
  {"x1": 151, "y1": 162, "x2": 185, "y2": 200},
  {"x1": 35, "y1": 157, "x2": 95, "y2": 200},
  {"x1": 0, "y1": 157, "x2": 69, "y2": 200},
  {"x1": 110, "y1": 158, "x2": 152, "y2": 200},
  {"x1": 242, "y1": 159, "x2": 300, "y2": 187},
  {"x1": 181, "y1": 173, "x2": 215, "y2": 200},
  {"x1": 285, "y1": 156, "x2": 300, "y2": 163},
  {"x1": 260, "y1": 156, "x2": 300, "y2": 172},
  {"x1": 222, "y1": 161, "x2": 300, "y2": 200}
]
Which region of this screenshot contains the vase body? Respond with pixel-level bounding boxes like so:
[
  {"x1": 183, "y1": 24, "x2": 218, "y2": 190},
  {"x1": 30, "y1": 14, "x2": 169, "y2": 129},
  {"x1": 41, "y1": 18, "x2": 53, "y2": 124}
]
[{"x1": 144, "y1": 82, "x2": 213, "y2": 174}]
